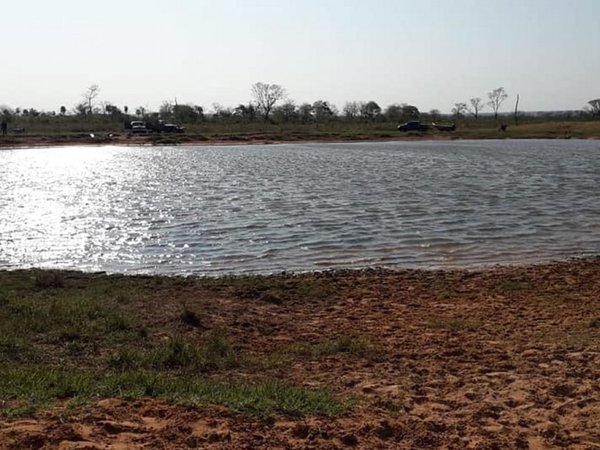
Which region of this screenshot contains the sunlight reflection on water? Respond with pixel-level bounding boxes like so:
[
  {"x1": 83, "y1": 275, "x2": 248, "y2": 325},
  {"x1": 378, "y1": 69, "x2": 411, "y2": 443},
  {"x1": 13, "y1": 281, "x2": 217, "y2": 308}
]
[{"x1": 1, "y1": 140, "x2": 599, "y2": 275}]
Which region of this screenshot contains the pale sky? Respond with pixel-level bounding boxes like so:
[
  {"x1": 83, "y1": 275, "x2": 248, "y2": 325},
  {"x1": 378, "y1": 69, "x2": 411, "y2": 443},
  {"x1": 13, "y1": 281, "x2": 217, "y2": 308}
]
[{"x1": 1, "y1": 0, "x2": 598, "y2": 114}]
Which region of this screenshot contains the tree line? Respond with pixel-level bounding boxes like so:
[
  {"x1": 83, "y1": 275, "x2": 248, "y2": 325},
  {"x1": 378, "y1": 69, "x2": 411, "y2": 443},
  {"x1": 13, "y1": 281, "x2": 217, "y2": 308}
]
[{"x1": 1, "y1": 82, "x2": 599, "y2": 126}]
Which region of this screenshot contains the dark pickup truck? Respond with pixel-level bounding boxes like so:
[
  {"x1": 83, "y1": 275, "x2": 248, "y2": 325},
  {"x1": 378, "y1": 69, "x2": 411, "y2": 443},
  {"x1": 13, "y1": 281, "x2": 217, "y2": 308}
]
[{"x1": 397, "y1": 121, "x2": 429, "y2": 132}]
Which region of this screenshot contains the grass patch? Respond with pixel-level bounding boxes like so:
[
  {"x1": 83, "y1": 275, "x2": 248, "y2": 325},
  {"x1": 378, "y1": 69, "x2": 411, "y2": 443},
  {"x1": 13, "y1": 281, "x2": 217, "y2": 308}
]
[
  {"x1": 34, "y1": 271, "x2": 65, "y2": 289},
  {"x1": 0, "y1": 270, "x2": 143, "y2": 366},
  {"x1": 1, "y1": 293, "x2": 134, "y2": 340},
  {"x1": 290, "y1": 335, "x2": 373, "y2": 358},
  {"x1": 202, "y1": 275, "x2": 336, "y2": 304},
  {"x1": 0, "y1": 368, "x2": 342, "y2": 418},
  {"x1": 108, "y1": 332, "x2": 238, "y2": 372},
  {"x1": 0, "y1": 270, "x2": 348, "y2": 419},
  {"x1": 555, "y1": 317, "x2": 600, "y2": 348},
  {"x1": 179, "y1": 303, "x2": 203, "y2": 328},
  {"x1": 427, "y1": 318, "x2": 481, "y2": 332},
  {"x1": 588, "y1": 318, "x2": 600, "y2": 329},
  {"x1": 499, "y1": 280, "x2": 531, "y2": 292}
]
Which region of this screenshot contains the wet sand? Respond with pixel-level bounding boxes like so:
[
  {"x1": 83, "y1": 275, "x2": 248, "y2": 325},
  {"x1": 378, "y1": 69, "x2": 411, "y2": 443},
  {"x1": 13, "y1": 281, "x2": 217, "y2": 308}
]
[{"x1": 2, "y1": 258, "x2": 600, "y2": 449}]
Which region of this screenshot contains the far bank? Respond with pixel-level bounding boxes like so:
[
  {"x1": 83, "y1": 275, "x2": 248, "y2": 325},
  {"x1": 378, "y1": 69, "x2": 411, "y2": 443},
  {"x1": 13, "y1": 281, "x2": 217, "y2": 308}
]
[{"x1": 1, "y1": 120, "x2": 599, "y2": 149}]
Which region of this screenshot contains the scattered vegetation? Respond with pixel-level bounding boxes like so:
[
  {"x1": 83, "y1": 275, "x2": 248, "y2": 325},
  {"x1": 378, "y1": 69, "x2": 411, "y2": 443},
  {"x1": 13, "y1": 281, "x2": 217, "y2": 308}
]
[
  {"x1": 179, "y1": 303, "x2": 203, "y2": 328},
  {"x1": 427, "y1": 318, "x2": 482, "y2": 332},
  {"x1": 108, "y1": 332, "x2": 238, "y2": 372},
  {"x1": 588, "y1": 318, "x2": 600, "y2": 329},
  {"x1": 0, "y1": 269, "x2": 345, "y2": 418},
  {"x1": 203, "y1": 274, "x2": 337, "y2": 304},
  {"x1": 1, "y1": 82, "x2": 599, "y2": 143},
  {"x1": 290, "y1": 335, "x2": 372, "y2": 358},
  {"x1": 0, "y1": 368, "x2": 342, "y2": 418},
  {"x1": 499, "y1": 279, "x2": 531, "y2": 292}
]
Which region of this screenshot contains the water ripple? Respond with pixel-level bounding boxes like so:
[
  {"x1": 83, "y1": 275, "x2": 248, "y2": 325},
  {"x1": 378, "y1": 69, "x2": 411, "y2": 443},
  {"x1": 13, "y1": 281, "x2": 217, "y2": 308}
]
[{"x1": 1, "y1": 140, "x2": 599, "y2": 274}]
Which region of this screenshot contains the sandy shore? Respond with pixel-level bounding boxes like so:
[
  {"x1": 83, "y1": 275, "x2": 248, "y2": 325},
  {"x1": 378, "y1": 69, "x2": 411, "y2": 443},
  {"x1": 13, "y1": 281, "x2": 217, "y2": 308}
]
[{"x1": 1, "y1": 258, "x2": 600, "y2": 449}]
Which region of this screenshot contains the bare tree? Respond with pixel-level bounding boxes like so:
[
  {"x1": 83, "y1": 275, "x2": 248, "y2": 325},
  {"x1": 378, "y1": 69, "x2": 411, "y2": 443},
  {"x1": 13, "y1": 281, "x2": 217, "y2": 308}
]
[
  {"x1": 82, "y1": 84, "x2": 100, "y2": 116},
  {"x1": 588, "y1": 99, "x2": 600, "y2": 119},
  {"x1": 343, "y1": 101, "x2": 360, "y2": 120},
  {"x1": 469, "y1": 97, "x2": 484, "y2": 119},
  {"x1": 487, "y1": 87, "x2": 508, "y2": 120},
  {"x1": 452, "y1": 102, "x2": 468, "y2": 119},
  {"x1": 251, "y1": 82, "x2": 286, "y2": 121}
]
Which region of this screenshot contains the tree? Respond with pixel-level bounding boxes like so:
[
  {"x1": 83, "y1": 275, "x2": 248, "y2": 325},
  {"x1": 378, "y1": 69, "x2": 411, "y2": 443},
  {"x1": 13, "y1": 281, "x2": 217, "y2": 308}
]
[
  {"x1": 588, "y1": 99, "x2": 600, "y2": 119},
  {"x1": 272, "y1": 102, "x2": 297, "y2": 122},
  {"x1": 82, "y1": 84, "x2": 100, "y2": 116},
  {"x1": 74, "y1": 103, "x2": 88, "y2": 116},
  {"x1": 312, "y1": 100, "x2": 336, "y2": 122},
  {"x1": 159, "y1": 101, "x2": 174, "y2": 118},
  {"x1": 211, "y1": 103, "x2": 232, "y2": 121},
  {"x1": 343, "y1": 101, "x2": 360, "y2": 120},
  {"x1": 104, "y1": 103, "x2": 122, "y2": 116},
  {"x1": 487, "y1": 87, "x2": 508, "y2": 120},
  {"x1": 173, "y1": 104, "x2": 202, "y2": 123},
  {"x1": 400, "y1": 104, "x2": 420, "y2": 121},
  {"x1": 193, "y1": 105, "x2": 204, "y2": 121},
  {"x1": 360, "y1": 101, "x2": 382, "y2": 121},
  {"x1": 59, "y1": 105, "x2": 67, "y2": 115},
  {"x1": 298, "y1": 103, "x2": 314, "y2": 122},
  {"x1": 384, "y1": 104, "x2": 404, "y2": 122},
  {"x1": 469, "y1": 97, "x2": 484, "y2": 119},
  {"x1": 233, "y1": 103, "x2": 257, "y2": 121},
  {"x1": 452, "y1": 102, "x2": 468, "y2": 119},
  {"x1": 428, "y1": 109, "x2": 441, "y2": 122},
  {"x1": 251, "y1": 82, "x2": 286, "y2": 121}
]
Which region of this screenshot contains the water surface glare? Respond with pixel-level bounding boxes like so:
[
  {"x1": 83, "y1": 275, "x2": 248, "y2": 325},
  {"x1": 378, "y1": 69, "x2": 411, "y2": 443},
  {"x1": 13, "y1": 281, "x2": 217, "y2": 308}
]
[{"x1": 1, "y1": 140, "x2": 599, "y2": 274}]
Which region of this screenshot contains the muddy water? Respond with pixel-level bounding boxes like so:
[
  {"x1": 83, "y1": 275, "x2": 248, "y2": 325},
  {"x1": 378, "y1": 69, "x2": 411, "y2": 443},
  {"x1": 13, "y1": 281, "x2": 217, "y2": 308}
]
[{"x1": 1, "y1": 140, "x2": 599, "y2": 274}]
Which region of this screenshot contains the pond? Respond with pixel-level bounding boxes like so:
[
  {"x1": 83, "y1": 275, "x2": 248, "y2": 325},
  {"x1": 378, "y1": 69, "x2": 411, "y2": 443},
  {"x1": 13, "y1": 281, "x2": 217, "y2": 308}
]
[{"x1": 1, "y1": 139, "x2": 599, "y2": 274}]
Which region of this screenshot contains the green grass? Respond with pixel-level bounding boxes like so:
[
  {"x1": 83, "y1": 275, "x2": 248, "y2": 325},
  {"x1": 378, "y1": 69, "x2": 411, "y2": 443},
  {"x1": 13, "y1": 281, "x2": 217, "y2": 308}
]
[
  {"x1": 427, "y1": 318, "x2": 481, "y2": 332},
  {"x1": 0, "y1": 269, "x2": 345, "y2": 419},
  {"x1": 499, "y1": 279, "x2": 532, "y2": 292},
  {"x1": 108, "y1": 332, "x2": 239, "y2": 372},
  {"x1": 0, "y1": 368, "x2": 342, "y2": 418},
  {"x1": 290, "y1": 335, "x2": 372, "y2": 358},
  {"x1": 0, "y1": 282, "x2": 136, "y2": 363}
]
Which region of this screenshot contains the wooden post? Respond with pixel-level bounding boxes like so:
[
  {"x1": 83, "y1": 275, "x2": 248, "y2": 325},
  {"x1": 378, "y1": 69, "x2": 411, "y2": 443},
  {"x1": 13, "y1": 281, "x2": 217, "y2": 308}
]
[{"x1": 514, "y1": 94, "x2": 520, "y2": 126}]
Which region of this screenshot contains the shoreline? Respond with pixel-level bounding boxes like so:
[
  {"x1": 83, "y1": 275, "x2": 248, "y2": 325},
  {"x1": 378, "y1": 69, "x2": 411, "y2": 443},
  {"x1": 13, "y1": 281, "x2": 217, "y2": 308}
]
[
  {"x1": 2, "y1": 257, "x2": 600, "y2": 448},
  {"x1": 3, "y1": 254, "x2": 598, "y2": 279},
  {"x1": 1, "y1": 129, "x2": 598, "y2": 150}
]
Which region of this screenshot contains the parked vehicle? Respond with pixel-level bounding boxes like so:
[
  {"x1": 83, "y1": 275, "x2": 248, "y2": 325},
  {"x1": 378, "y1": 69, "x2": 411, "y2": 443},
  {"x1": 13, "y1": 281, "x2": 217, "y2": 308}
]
[
  {"x1": 432, "y1": 122, "x2": 456, "y2": 132},
  {"x1": 161, "y1": 123, "x2": 185, "y2": 133},
  {"x1": 397, "y1": 121, "x2": 429, "y2": 132},
  {"x1": 129, "y1": 121, "x2": 149, "y2": 134}
]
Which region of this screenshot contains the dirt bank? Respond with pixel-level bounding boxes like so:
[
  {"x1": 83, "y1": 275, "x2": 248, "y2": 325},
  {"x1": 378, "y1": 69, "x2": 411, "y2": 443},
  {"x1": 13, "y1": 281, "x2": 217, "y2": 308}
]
[{"x1": 2, "y1": 259, "x2": 600, "y2": 449}]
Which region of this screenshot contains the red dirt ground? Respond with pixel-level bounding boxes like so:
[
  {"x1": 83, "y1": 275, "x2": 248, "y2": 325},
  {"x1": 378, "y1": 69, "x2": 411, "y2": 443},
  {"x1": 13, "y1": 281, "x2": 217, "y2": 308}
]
[{"x1": 2, "y1": 259, "x2": 600, "y2": 449}]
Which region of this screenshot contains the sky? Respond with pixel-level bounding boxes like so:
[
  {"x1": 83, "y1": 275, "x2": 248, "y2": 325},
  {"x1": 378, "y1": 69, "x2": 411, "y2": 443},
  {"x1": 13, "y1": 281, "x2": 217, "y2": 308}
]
[{"x1": 1, "y1": 0, "x2": 599, "y2": 114}]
